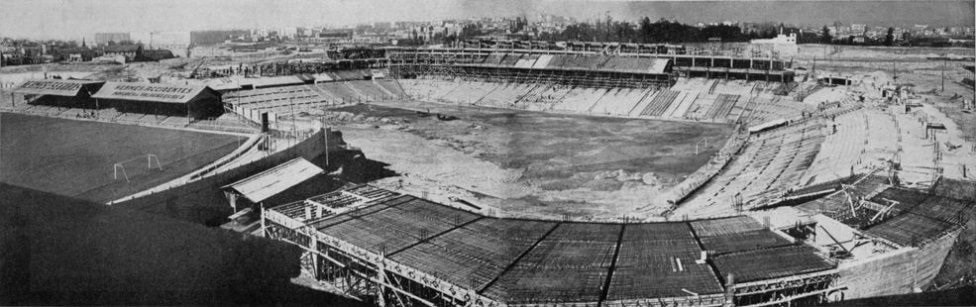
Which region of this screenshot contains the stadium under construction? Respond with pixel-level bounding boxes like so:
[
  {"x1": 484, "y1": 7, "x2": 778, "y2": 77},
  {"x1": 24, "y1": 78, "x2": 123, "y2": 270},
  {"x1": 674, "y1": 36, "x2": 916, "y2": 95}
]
[
  {"x1": 215, "y1": 46, "x2": 971, "y2": 306},
  {"x1": 3, "y1": 43, "x2": 974, "y2": 307}
]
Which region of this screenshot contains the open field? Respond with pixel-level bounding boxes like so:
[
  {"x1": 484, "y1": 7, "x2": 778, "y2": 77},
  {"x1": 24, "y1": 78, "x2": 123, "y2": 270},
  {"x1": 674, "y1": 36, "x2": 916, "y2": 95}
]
[
  {"x1": 0, "y1": 112, "x2": 243, "y2": 202},
  {"x1": 796, "y1": 44, "x2": 975, "y2": 61},
  {"x1": 315, "y1": 101, "x2": 732, "y2": 217}
]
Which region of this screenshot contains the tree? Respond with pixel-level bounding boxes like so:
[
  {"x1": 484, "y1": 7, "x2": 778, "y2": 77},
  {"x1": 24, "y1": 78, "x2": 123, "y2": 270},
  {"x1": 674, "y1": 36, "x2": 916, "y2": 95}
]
[
  {"x1": 821, "y1": 26, "x2": 832, "y2": 44},
  {"x1": 885, "y1": 27, "x2": 895, "y2": 46},
  {"x1": 638, "y1": 17, "x2": 653, "y2": 43}
]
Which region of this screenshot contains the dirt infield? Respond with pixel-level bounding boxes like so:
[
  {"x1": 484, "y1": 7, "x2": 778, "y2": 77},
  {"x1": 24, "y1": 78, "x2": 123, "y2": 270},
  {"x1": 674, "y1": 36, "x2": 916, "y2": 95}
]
[
  {"x1": 316, "y1": 101, "x2": 732, "y2": 217},
  {"x1": 0, "y1": 112, "x2": 243, "y2": 203}
]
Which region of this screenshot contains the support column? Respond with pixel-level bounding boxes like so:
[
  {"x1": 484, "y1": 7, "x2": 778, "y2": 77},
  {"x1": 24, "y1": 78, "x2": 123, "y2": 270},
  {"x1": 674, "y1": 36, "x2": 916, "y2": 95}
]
[
  {"x1": 260, "y1": 203, "x2": 266, "y2": 237},
  {"x1": 724, "y1": 273, "x2": 736, "y2": 307},
  {"x1": 377, "y1": 255, "x2": 387, "y2": 307}
]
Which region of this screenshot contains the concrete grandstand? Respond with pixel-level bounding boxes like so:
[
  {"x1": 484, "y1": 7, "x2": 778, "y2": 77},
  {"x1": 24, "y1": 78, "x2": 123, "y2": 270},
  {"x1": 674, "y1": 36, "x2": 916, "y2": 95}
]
[
  {"x1": 4, "y1": 43, "x2": 973, "y2": 307},
  {"x1": 191, "y1": 46, "x2": 976, "y2": 306}
]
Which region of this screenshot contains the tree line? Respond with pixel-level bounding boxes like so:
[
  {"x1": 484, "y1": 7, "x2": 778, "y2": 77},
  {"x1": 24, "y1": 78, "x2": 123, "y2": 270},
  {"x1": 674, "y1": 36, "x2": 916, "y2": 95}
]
[{"x1": 537, "y1": 18, "x2": 778, "y2": 43}]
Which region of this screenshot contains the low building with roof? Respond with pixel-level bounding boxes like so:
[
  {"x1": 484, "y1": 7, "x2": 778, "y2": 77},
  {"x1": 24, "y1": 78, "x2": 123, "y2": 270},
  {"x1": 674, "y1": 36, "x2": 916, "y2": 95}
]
[
  {"x1": 9, "y1": 79, "x2": 106, "y2": 108},
  {"x1": 91, "y1": 82, "x2": 223, "y2": 118},
  {"x1": 221, "y1": 157, "x2": 324, "y2": 213}
]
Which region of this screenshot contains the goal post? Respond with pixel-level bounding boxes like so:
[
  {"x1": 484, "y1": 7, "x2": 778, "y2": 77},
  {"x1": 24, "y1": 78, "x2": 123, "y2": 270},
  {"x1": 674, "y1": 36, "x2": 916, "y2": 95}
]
[
  {"x1": 147, "y1": 154, "x2": 163, "y2": 171},
  {"x1": 113, "y1": 163, "x2": 129, "y2": 183},
  {"x1": 694, "y1": 137, "x2": 710, "y2": 155},
  {"x1": 113, "y1": 153, "x2": 163, "y2": 182}
]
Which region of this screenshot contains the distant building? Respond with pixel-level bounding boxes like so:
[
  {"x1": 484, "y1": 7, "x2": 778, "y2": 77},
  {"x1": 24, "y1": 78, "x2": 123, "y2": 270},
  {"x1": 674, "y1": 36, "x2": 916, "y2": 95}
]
[
  {"x1": 190, "y1": 30, "x2": 250, "y2": 45},
  {"x1": 93, "y1": 54, "x2": 126, "y2": 64},
  {"x1": 131, "y1": 31, "x2": 190, "y2": 57},
  {"x1": 138, "y1": 49, "x2": 176, "y2": 62},
  {"x1": 750, "y1": 30, "x2": 798, "y2": 58},
  {"x1": 277, "y1": 27, "x2": 298, "y2": 39},
  {"x1": 313, "y1": 30, "x2": 354, "y2": 42},
  {"x1": 56, "y1": 47, "x2": 99, "y2": 62},
  {"x1": 101, "y1": 44, "x2": 140, "y2": 61},
  {"x1": 95, "y1": 32, "x2": 131, "y2": 45}
]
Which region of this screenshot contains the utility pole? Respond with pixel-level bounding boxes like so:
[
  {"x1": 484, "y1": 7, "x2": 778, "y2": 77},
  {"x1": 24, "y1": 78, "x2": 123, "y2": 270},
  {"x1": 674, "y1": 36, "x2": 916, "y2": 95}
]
[
  {"x1": 893, "y1": 61, "x2": 897, "y2": 81},
  {"x1": 941, "y1": 54, "x2": 946, "y2": 92}
]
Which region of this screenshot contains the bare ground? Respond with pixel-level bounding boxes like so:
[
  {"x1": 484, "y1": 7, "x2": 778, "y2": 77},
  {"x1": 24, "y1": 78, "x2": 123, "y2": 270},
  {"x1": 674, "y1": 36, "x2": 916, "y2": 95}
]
[{"x1": 303, "y1": 101, "x2": 732, "y2": 219}]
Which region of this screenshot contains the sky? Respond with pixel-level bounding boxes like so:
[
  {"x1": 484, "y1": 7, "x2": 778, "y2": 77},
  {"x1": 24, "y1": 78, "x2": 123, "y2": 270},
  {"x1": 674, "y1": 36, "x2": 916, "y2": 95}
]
[{"x1": 1, "y1": 0, "x2": 973, "y2": 40}]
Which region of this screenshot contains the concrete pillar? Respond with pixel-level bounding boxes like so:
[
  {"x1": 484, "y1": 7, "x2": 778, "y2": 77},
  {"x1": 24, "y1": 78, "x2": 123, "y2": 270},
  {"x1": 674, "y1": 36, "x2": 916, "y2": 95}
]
[
  {"x1": 260, "y1": 203, "x2": 266, "y2": 237},
  {"x1": 376, "y1": 256, "x2": 388, "y2": 307},
  {"x1": 723, "y1": 273, "x2": 736, "y2": 307}
]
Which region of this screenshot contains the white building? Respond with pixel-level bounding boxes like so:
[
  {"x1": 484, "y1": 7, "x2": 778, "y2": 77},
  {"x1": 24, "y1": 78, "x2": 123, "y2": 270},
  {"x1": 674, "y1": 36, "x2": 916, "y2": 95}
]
[
  {"x1": 749, "y1": 30, "x2": 798, "y2": 59},
  {"x1": 131, "y1": 31, "x2": 191, "y2": 57}
]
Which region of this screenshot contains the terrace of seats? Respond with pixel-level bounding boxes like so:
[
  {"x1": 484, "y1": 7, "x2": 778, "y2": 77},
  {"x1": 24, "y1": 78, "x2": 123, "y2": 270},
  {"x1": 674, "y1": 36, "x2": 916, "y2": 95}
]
[
  {"x1": 314, "y1": 196, "x2": 481, "y2": 254},
  {"x1": 399, "y1": 78, "x2": 459, "y2": 101},
  {"x1": 791, "y1": 175, "x2": 970, "y2": 248},
  {"x1": 608, "y1": 222, "x2": 724, "y2": 301},
  {"x1": 441, "y1": 80, "x2": 500, "y2": 105},
  {"x1": 680, "y1": 93, "x2": 715, "y2": 120},
  {"x1": 690, "y1": 216, "x2": 794, "y2": 255},
  {"x1": 674, "y1": 121, "x2": 825, "y2": 217},
  {"x1": 588, "y1": 88, "x2": 649, "y2": 115},
  {"x1": 509, "y1": 84, "x2": 547, "y2": 110},
  {"x1": 519, "y1": 85, "x2": 573, "y2": 111},
  {"x1": 481, "y1": 222, "x2": 621, "y2": 303},
  {"x1": 392, "y1": 76, "x2": 783, "y2": 124},
  {"x1": 637, "y1": 89, "x2": 680, "y2": 117},
  {"x1": 795, "y1": 174, "x2": 891, "y2": 222},
  {"x1": 374, "y1": 79, "x2": 406, "y2": 97},
  {"x1": 225, "y1": 86, "x2": 326, "y2": 110},
  {"x1": 624, "y1": 88, "x2": 661, "y2": 116},
  {"x1": 222, "y1": 81, "x2": 411, "y2": 117},
  {"x1": 551, "y1": 87, "x2": 608, "y2": 113},
  {"x1": 274, "y1": 187, "x2": 836, "y2": 305},
  {"x1": 863, "y1": 188, "x2": 972, "y2": 246},
  {"x1": 664, "y1": 91, "x2": 695, "y2": 119},
  {"x1": 475, "y1": 82, "x2": 535, "y2": 108},
  {"x1": 390, "y1": 218, "x2": 558, "y2": 291},
  {"x1": 742, "y1": 96, "x2": 813, "y2": 126},
  {"x1": 671, "y1": 78, "x2": 712, "y2": 92},
  {"x1": 892, "y1": 110, "x2": 939, "y2": 185},
  {"x1": 704, "y1": 94, "x2": 741, "y2": 121},
  {"x1": 800, "y1": 109, "x2": 873, "y2": 186},
  {"x1": 847, "y1": 109, "x2": 901, "y2": 174},
  {"x1": 711, "y1": 245, "x2": 835, "y2": 283},
  {"x1": 315, "y1": 82, "x2": 365, "y2": 102},
  {"x1": 346, "y1": 80, "x2": 398, "y2": 101}
]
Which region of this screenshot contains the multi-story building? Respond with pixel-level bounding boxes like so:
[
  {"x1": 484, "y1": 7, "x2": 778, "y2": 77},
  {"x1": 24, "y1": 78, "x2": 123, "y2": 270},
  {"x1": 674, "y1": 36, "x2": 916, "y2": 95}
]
[{"x1": 94, "y1": 32, "x2": 131, "y2": 46}]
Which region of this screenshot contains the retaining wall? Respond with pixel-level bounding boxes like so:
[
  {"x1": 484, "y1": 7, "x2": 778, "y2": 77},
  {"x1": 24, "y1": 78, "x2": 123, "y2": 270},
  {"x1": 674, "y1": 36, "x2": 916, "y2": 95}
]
[{"x1": 836, "y1": 229, "x2": 961, "y2": 300}]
